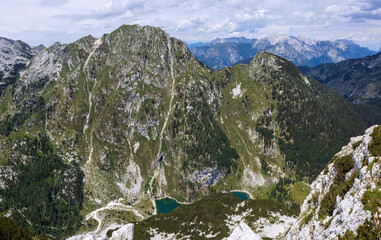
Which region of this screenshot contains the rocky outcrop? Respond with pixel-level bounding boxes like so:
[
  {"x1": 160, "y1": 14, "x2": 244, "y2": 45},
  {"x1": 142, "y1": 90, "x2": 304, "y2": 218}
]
[
  {"x1": 67, "y1": 223, "x2": 134, "y2": 240},
  {"x1": 109, "y1": 224, "x2": 134, "y2": 240},
  {"x1": 13, "y1": 42, "x2": 64, "y2": 102},
  {"x1": 286, "y1": 125, "x2": 381, "y2": 239}
]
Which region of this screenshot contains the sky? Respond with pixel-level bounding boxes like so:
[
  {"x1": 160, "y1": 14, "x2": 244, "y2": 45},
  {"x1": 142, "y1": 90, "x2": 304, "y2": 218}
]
[{"x1": 1, "y1": 0, "x2": 381, "y2": 50}]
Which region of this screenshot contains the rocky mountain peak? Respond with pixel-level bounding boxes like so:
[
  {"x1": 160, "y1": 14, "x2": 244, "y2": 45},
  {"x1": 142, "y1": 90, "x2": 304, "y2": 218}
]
[
  {"x1": 260, "y1": 34, "x2": 300, "y2": 46},
  {"x1": 251, "y1": 51, "x2": 302, "y2": 78},
  {"x1": 211, "y1": 36, "x2": 253, "y2": 45},
  {"x1": 0, "y1": 36, "x2": 44, "y2": 96}
]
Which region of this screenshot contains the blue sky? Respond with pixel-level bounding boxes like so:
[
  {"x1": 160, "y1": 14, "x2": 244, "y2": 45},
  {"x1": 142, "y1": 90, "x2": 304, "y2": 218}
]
[{"x1": 1, "y1": 0, "x2": 381, "y2": 50}]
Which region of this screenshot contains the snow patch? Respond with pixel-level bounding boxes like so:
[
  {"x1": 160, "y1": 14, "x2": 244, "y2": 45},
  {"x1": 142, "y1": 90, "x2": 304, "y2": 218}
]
[
  {"x1": 302, "y1": 76, "x2": 310, "y2": 85},
  {"x1": 109, "y1": 224, "x2": 134, "y2": 240},
  {"x1": 255, "y1": 213, "x2": 296, "y2": 239},
  {"x1": 226, "y1": 221, "x2": 261, "y2": 240},
  {"x1": 232, "y1": 83, "x2": 245, "y2": 99},
  {"x1": 133, "y1": 142, "x2": 140, "y2": 154}
]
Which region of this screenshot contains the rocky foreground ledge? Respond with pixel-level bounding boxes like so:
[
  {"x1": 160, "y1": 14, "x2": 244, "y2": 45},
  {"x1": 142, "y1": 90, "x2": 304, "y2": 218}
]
[
  {"x1": 68, "y1": 223, "x2": 134, "y2": 240},
  {"x1": 287, "y1": 125, "x2": 381, "y2": 239}
]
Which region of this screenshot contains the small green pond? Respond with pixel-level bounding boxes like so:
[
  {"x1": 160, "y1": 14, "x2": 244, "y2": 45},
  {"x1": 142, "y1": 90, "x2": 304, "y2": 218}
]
[
  {"x1": 231, "y1": 191, "x2": 250, "y2": 200},
  {"x1": 155, "y1": 198, "x2": 181, "y2": 214}
]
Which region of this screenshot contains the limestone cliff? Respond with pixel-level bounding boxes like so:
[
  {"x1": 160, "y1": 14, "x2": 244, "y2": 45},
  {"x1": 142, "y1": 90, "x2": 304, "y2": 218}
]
[{"x1": 287, "y1": 125, "x2": 381, "y2": 239}]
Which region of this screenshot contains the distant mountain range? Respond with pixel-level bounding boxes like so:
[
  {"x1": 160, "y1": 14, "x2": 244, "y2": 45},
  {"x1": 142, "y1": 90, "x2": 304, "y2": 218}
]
[
  {"x1": 188, "y1": 35, "x2": 376, "y2": 70},
  {"x1": 300, "y1": 52, "x2": 381, "y2": 124}
]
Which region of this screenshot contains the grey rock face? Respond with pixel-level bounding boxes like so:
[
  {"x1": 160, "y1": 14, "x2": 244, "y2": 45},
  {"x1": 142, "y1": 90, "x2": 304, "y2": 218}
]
[
  {"x1": 13, "y1": 43, "x2": 64, "y2": 103},
  {"x1": 0, "y1": 37, "x2": 43, "y2": 95},
  {"x1": 286, "y1": 125, "x2": 381, "y2": 239}
]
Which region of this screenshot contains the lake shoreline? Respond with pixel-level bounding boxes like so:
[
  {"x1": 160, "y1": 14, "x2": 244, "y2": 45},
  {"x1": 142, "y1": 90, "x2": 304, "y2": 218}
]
[
  {"x1": 152, "y1": 190, "x2": 252, "y2": 215},
  {"x1": 229, "y1": 190, "x2": 253, "y2": 199},
  {"x1": 152, "y1": 195, "x2": 190, "y2": 215}
]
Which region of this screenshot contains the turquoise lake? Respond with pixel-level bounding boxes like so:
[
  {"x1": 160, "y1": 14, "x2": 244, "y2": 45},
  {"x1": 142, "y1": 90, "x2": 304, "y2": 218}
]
[
  {"x1": 156, "y1": 192, "x2": 250, "y2": 215},
  {"x1": 155, "y1": 198, "x2": 181, "y2": 214},
  {"x1": 231, "y1": 191, "x2": 250, "y2": 200}
]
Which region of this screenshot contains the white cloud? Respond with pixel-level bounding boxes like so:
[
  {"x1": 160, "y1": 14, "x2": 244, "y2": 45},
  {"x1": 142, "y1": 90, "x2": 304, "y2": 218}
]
[
  {"x1": 0, "y1": 0, "x2": 379, "y2": 50},
  {"x1": 293, "y1": 11, "x2": 315, "y2": 22},
  {"x1": 121, "y1": 10, "x2": 134, "y2": 18}
]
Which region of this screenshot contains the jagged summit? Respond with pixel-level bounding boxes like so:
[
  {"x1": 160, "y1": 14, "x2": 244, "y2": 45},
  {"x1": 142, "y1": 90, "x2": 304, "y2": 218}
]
[
  {"x1": 261, "y1": 34, "x2": 300, "y2": 45},
  {"x1": 251, "y1": 51, "x2": 300, "y2": 72},
  {"x1": 0, "y1": 37, "x2": 43, "y2": 75}
]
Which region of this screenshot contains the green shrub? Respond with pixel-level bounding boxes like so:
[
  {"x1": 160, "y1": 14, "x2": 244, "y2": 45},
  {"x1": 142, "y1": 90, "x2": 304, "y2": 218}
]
[
  {"x1": 319, "y1": 153, "x2": 355, "y2": 218},
  {"x1": 352, "y1": 140, "x2": 361, "y2": 150},
  {"x1": 301, "y1": 212, "x2": 313, "y2": 227},
  {"x1": 369, "y1": 126, "x2": 381, "y2": 157},
  {"x1": 0, "y1": 217, "x2": 54, "y2": 240},
  {"x1": 339, "y1": 216, "x2": 381, "y2": 240},
  {"x1": 0, "y1": 134, "x2": 84, "y2": 238},
  {"x1": 362, "y1": 188, "x2": 381, "y2": 213}
]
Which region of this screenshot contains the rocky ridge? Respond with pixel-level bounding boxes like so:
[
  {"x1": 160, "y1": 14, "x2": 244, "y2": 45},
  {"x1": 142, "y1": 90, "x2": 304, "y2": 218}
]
[
  {"x1": 286, "y1": 125, "x2": 381, "y2": 239},
  {"x1": 0, "y1": 37, "x2": 43, "y2": 95}
]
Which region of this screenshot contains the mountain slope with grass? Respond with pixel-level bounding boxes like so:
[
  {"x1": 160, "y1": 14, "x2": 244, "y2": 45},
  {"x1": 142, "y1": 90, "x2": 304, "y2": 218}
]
[
  {"x1": 300, "y1": 52, "x2": 381, "y2": 125},
  {"x1": 134, "y1": 193, "x2": 298, "y2": 239},
  {"x1": 0, "y1": 25, "x2": 369, "y2": 239}
]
